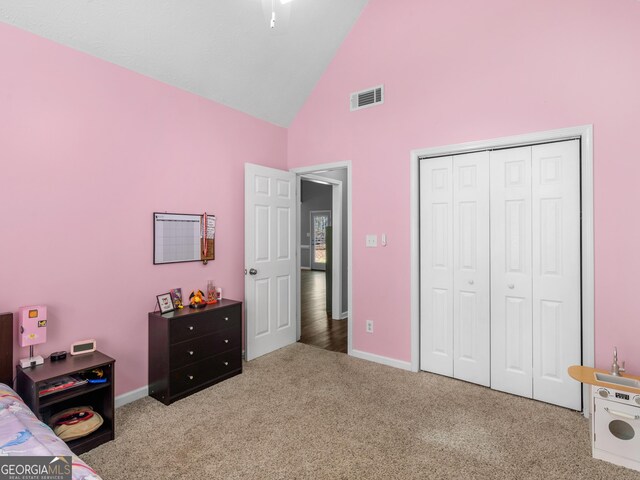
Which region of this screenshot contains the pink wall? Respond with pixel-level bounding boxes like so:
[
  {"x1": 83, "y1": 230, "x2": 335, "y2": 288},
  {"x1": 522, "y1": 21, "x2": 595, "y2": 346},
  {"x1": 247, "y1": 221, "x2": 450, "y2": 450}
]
[
  {"x1": 2, "y1": 0, "x2": 639, "y2": 398},
  {"x1": 288, "y1": 0, "x2": 640, "y2": 371},
  {"x1": 0, "y1": 23, "x2": 287, "y2": 395}
]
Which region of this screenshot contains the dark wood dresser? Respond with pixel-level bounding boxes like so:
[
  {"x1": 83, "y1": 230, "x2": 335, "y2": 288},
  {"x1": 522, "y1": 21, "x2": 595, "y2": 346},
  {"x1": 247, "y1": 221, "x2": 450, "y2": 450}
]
[{"x1": 148, "y1": 299, "x2": 242, "y2": 405}]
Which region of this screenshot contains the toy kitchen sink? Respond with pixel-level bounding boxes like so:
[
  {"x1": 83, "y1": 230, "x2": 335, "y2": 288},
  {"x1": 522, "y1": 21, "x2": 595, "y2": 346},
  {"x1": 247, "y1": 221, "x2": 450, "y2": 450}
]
[{"x1": 569, "y1": 356, "x2": 640, "y2": 472}]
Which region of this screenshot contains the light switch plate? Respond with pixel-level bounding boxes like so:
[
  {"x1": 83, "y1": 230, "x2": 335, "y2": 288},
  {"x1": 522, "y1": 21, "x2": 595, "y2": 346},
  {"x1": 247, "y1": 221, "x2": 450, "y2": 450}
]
[{"x1": 366, "y1": 234, "x2": 377, "y2": 247}]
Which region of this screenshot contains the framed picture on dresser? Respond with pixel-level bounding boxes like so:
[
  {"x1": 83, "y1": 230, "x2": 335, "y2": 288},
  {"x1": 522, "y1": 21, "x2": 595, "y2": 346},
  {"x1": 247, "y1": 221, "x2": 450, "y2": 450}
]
[{"x1": 156, "y1": 293, "x2": 174, "y2": 314}]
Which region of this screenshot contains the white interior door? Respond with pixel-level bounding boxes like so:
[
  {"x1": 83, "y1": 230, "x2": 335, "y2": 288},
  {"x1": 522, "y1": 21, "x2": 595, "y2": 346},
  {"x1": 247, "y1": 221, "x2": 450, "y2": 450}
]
[
  {"x1": 452, "y1": 152, "x2": 490, "y2": 386},
  {"x1": 245, "y1": 163, "x2": 297, "y2": 361},
  {"x1": 532, "y1": 140, "x2": 581, "y2": 409},
  {"x1": 490, "y1": 146, "x2": 533, "y2": 398},
  {"x1": 420, "y1": 157, "x2": 454, "y2": 376}
]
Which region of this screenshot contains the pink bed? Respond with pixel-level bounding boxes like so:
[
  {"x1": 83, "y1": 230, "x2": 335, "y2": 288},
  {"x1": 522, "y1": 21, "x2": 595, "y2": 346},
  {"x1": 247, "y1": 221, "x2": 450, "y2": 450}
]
[
  {"x1": 0, "y1": 383, "x2": 102, "y2": 479},
  {"x1": 0, "y1": 383, "x2": 100, "y2": 480}
]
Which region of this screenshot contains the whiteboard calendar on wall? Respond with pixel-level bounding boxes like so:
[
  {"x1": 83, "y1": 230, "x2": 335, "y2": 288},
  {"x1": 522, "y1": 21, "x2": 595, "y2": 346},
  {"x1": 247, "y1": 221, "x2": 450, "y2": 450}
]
[{"x1": 153, "y1": 212, "x2": 215, "y2": 264}]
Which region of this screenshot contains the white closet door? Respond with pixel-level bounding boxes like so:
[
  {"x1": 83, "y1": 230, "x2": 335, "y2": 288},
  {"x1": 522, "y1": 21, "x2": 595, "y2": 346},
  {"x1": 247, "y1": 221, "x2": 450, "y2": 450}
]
[
  {"x1": 490, "y1": 146, "x2": 533, "y2": 398},
  {"x1": 420, "y1": 157, "x2": 454, "y2": 376},
  {"x1": 452, "y1": 152, "x2": 490, "y2": 386},
  {"x1": 532, "y1": 140, "x2": 581, "y2": 409}
]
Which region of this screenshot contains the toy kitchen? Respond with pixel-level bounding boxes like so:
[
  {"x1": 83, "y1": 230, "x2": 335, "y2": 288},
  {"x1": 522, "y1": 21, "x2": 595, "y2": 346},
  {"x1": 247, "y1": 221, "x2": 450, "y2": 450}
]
[{"x1": 569, "y1": 348, "x2": 640, "y2": 472}]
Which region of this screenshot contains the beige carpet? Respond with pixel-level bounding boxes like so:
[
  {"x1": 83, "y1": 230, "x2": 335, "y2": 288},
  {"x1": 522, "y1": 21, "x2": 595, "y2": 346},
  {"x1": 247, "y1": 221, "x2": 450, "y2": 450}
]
[{"x1": 82, "y1": 344, "x2": 640, "y2": 479}]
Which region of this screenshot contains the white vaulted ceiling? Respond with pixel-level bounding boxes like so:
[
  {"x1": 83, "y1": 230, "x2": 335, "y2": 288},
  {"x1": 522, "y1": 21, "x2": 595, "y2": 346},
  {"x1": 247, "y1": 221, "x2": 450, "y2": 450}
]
[{"x1": 0, "y1": 0, "x2": 369, "y2": 126}]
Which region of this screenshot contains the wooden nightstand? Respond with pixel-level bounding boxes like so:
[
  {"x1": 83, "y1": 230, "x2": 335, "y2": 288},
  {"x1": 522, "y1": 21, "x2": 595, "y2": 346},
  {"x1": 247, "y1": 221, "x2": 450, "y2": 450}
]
[{"x1": 15, "y1": 351, "x2": 115, "y2": 454}]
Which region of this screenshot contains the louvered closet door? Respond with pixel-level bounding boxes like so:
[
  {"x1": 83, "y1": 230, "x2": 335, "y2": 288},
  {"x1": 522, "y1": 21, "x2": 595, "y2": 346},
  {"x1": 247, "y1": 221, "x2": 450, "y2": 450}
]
[
  {"x1": 452, "y1": 152, "x2": 490, "y2": 386},
  {"x1": 420, "y1": 157, "x2": 454, "y2": 376},
  {"x1": 532, "y1": 140, "x2": 581, "y2": 410},
  {"x1": 490, "y1": 146, "x2": 534, "y2": 398}
]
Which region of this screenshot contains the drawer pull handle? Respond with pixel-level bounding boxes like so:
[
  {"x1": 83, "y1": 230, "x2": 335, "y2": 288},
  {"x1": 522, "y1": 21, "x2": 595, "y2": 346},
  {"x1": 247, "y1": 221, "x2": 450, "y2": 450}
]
[
  {"x1": 188, "y1": 375, "x2": 194, "y2": 380},
  {"x1": 224, "y1": 339, "x2": 229, "y2": 344},
  {"x1": 188, "y1": 326, "x2": 194, "y2": 331},
  {"x1": 224, "y1": 361, "x2": 229, "y2": 366},
  {"x1": 224, "y1": 317, "x2": 229, "y2": 321},
  {"x1": 188, "y1": 351, "x2": 194, "y2": 356}
]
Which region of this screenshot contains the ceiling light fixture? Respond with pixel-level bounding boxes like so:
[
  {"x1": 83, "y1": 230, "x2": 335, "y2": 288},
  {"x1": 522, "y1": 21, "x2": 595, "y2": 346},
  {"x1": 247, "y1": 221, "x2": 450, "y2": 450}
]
[
  {"x1": 269, "y1": 0, "x2": 294, "y2": 29},
  {"x1": 263, "y1": 0, "x2": 293, "y2": 31},
  {"x1": 270, "y1": 1, "x2": 276, "y2": 28}
]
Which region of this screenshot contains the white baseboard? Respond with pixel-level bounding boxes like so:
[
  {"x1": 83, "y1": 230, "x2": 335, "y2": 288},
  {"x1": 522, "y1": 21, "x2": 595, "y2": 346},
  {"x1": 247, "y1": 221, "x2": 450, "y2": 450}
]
[
  {"x1": 340, "y1": 311, "x2": 349, "y2": 320},
  {"x1": 300, "y1": 267, "x2": 311, "y2": 270},
  {"x1": 350, "y1": 349, "x2": 412, "y2": 371},
  {"x1": 115, "y1": 385, "x2": 148, "y2": 408}
]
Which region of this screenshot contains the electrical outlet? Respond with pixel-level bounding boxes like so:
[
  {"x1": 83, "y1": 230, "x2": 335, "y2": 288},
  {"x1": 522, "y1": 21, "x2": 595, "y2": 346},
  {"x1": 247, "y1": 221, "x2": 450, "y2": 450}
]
[
  {"x1": 366, "y1": 234, "x2": 377, "y2": 248},
  {"x1": 366, "y1": 320, "x2": 374, "y2": 333}
]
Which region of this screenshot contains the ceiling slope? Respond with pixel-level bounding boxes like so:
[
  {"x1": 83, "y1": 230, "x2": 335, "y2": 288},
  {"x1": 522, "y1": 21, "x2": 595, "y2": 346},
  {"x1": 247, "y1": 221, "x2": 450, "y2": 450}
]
[{"x1": 0, "y1": 0, "x2": 369, "y2": 127}]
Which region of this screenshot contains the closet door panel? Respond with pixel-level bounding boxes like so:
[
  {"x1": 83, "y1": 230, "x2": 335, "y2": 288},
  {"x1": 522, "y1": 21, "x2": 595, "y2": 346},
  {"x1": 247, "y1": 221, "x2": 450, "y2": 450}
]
[
  {"x1": 453, "y1": 152, "x2": 490, "y2": 386},
  {"x1": 490, "y1": 146, "x2": 533, "y2": 398},
  {"x1": 532, "y1": 140, "x2": 581, "y2": 410},
  {"x1": 420, "y1": 157, "x2": 454, "y2": 376}
]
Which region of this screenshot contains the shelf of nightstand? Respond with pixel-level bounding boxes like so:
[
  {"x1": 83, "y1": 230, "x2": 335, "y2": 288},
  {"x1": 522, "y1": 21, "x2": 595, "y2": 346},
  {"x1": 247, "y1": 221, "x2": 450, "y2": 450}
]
[{"x1": 39, "y1": 381, "x2": 112, "y2": 408}]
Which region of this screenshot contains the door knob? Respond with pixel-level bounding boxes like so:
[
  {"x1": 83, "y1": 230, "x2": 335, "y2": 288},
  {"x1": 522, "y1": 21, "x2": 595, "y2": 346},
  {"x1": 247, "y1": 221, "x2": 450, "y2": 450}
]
[
  {"x1": 249, "y1": 268, "x2": 258, "y2": 275},
  {"x1": 508, "y1": 284, "x2": 514, "y2": 289}
]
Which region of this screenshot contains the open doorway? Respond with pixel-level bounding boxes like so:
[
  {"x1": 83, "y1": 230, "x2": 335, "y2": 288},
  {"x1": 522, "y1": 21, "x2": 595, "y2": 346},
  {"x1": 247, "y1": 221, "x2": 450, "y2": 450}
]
[{"x1": 293, "y1": 164, "x2": 351, "y2": 354}]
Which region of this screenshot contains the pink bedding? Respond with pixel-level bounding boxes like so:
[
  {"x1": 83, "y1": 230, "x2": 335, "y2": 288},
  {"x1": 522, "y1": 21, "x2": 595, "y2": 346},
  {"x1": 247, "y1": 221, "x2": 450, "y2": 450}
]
[{"x1": 0, "y1": 383, "x2": 102, "y2": 480}]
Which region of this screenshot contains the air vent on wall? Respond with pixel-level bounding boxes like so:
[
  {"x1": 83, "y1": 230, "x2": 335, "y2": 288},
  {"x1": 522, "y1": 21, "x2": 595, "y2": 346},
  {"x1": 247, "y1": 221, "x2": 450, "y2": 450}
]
[{"x1": 350, "y1": 85, "x2": 384, "y2": 111}]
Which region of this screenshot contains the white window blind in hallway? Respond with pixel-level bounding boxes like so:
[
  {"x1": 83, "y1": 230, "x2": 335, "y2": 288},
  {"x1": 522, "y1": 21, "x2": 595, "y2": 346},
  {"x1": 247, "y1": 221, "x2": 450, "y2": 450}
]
[{"x1": 420, "y1": 139, "x2": 581, "y2": 410}]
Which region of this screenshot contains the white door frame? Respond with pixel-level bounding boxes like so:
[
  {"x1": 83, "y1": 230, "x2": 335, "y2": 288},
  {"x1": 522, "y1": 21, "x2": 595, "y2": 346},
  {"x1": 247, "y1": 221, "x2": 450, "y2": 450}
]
[
  {"x1": 291, "y1": 162, "x2": 352, "y2": 355},
  {"x1": 410, "y1": 125, "x2": 594, "y2": 416}
]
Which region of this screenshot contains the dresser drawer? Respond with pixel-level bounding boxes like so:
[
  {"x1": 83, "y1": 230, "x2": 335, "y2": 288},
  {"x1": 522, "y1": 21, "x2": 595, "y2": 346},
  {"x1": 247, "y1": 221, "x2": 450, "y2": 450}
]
[
  {"x1": 170, "y1": 327, "x2": 242, "y2": 369},
  {"x1": 170, "y1": 349, "x2": 241, "y2": 396},
  {"x1": 169, "y1": 304, "x2": 241, "y2": 344}
]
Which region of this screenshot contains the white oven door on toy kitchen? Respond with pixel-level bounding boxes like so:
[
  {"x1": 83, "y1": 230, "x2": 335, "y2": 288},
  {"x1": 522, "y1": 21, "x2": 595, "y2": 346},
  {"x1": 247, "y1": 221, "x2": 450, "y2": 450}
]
[{"x1": 594, "y1": 398, "x2": 640, "y2": 460}]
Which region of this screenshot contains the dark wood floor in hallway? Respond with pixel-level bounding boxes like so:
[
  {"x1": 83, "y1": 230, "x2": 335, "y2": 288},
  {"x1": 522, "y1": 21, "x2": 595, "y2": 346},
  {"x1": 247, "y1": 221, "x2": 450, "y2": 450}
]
[{"x1": 299, "y1": 270, "x2": 347, "y2": 353}]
